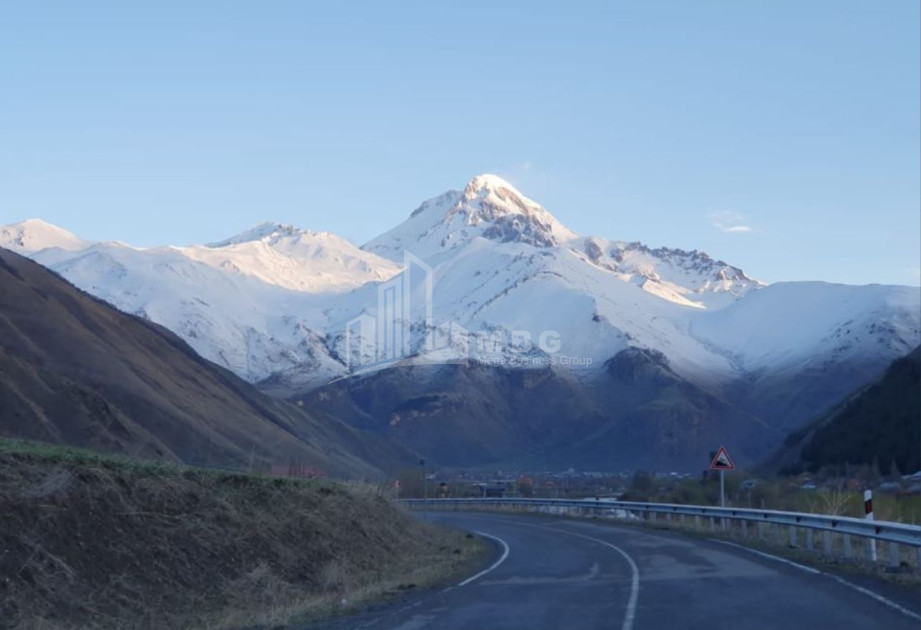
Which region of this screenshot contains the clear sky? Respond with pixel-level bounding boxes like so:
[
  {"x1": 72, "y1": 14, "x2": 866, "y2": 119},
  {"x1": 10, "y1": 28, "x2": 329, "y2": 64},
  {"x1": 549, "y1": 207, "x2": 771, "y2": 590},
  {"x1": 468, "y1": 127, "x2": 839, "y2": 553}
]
[{"x1": 1, "y1": 1, "x2": 918, "y2": 286}]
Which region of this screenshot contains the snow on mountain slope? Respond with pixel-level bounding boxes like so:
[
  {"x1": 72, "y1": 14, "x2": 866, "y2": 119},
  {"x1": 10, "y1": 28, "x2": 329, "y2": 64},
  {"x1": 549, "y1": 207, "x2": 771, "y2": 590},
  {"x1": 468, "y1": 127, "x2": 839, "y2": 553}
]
[
  {"x1": 690, "y1": 282, "x2": 921, "y2": 371},
  {"x1": 365, "y1": 175, "x2": 761, "y2": 310},
  {"x1": 359, "y1": 236, "x2": 736, "y2": 378},
  {"x1": 354, "y1": 174, "x2": 773, "y2": 380},
  {"x1": 575, "y1": 237, "x2": 764, "y2": 309},
  {"x1": 687, "y1": 281, "x2": 921, "y2": 435},
  {"x1": 178, "y1": 222, "x2": 401, "y2": 293},
  {"x1": 0, "y1": 219, "x2": 88, "y2": 253},
  {"x1": 28, "y1": 242, "x2": 344, "y2": 385},
  {"x1": 364, "y1": 174, "x2": 578, "y2": 264},
  {"x1": 1, "y1": 173, "x2": 918, "y2": 402},
  {"x1": 0, "y1": 221, "x2": 401, "y2": 386}
]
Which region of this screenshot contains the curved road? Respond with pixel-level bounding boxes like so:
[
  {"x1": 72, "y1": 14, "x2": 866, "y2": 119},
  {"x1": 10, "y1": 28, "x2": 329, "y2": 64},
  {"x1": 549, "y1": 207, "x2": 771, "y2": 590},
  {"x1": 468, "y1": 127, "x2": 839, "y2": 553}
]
[{"x1": 306, "y1": 511, "x2": 921, "y2": 630}]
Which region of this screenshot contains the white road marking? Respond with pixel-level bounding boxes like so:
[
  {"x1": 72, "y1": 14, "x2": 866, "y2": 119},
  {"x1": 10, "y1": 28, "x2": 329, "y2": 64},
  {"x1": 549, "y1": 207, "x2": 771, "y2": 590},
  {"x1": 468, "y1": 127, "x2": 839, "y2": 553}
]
[
  {"x1": 709, "y1": 539, "x2": 821, "y2": 574},
  {"x1": 508, "y1": 522, "x2": 640, "y2": 630},
  {"x1": 450, "y1": 531, "x2": 510, "y2": 589},
  {"x1": 826, "y1": 575, "x2": 921, "y2": 622},
  {"x1": 390, "y1": 614, "x2": 437, "y2": 630},
  {"x1": 710, "y1": 538, "x2": 921, "y2": 622}
]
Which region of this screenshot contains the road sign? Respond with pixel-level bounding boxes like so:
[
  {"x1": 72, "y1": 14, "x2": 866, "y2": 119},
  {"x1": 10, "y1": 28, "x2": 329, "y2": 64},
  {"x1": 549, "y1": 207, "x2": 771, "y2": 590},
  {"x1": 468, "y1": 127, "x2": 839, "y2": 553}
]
[{"x1": 710, "y1": 446, "x2": 735, "y2": 471}]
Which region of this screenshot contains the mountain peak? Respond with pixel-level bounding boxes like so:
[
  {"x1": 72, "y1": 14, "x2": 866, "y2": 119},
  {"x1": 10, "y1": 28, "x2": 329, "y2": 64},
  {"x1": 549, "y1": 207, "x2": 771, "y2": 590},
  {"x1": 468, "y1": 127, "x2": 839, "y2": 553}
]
[
  {"x1": 0, "y1": 219, "x2": 87, "y2": 253},
  {"x1": 189, "y1": 221, "x2": 400, "y2": 293},
  {"x1": 363, "y1": 175, "x2": 578, "y2": 259},
  {"x1": 18, "y1": 218, "x2": 58, "y2": 229},
  {"x1": 458, "y1": 173, "x2": 537, "y2": 211},
  {"x1": 208, "y1": 222, "x2": 320, "y2": 248},
  {"x1": 447, "y1": 174, "x2": 577, "y2": 247},
  {"x1": 462, "y1": 173, "x2": 521, "y2": 196}
]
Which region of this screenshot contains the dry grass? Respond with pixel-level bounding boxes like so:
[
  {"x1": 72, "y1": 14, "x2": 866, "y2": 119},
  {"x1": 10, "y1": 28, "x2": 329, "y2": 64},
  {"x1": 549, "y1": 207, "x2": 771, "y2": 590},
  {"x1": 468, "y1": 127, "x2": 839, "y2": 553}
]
[{"x1": 0, "y1": 442, "x2": 486, "y2": 630}]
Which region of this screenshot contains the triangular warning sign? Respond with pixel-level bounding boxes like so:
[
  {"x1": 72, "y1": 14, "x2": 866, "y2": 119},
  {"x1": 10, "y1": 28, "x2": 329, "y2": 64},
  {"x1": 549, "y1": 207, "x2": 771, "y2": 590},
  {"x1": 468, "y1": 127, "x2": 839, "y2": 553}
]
[{"x1": 709, "y1": 446, "x2": 735, "y2": 470}]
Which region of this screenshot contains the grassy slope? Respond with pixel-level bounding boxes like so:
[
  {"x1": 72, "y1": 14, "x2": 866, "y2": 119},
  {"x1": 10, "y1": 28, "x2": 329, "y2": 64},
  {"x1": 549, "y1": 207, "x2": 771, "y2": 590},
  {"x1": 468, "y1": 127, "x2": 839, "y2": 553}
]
[{"x1": 0, "y1": 440, "x2": 486, "y2": 630}]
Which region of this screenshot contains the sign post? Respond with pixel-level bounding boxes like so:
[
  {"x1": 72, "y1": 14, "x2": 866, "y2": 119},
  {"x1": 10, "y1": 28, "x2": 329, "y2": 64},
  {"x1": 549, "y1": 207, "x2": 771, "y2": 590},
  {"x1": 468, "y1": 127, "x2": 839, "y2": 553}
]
[{"x1": 710, "y1": 446, "x2": 736, "y2": 529}]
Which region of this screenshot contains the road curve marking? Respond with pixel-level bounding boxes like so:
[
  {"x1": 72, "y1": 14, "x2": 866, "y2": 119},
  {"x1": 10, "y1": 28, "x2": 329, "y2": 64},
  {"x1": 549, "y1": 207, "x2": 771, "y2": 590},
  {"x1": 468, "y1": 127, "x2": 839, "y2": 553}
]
[
  {"x1": 710, "y1": 538, "x2": 921, "y2": 622},
  {"x1": 451, "y1": 531, "x2": 511, "y2": 589},
  {"x1": 709, "y1": 539, "x2": 821, "y2": 574},
  {"x1": 506, "y1": 522, "x2": 640, "y2": 630}
]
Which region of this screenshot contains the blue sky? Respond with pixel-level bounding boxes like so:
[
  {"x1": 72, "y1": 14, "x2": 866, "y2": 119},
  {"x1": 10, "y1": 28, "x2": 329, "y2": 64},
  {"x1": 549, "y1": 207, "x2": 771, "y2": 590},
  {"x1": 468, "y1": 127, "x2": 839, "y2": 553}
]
[{"x1": 1, "y1": 1, "x2": 918, "y2": 286}]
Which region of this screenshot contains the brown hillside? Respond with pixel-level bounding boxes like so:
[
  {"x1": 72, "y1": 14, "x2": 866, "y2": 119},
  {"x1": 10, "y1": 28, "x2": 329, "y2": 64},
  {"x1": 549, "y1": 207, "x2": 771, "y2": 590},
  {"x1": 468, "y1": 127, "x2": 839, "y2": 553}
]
[{"x1": 0, "y1": 247, "x2": 410, "y2": 477}]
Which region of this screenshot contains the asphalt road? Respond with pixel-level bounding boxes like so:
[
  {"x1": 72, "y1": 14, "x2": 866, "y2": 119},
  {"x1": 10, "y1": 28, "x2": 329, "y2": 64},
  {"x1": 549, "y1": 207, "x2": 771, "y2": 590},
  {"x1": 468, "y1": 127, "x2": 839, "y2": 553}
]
[{"x1": 305, "y1": 511, "x2": 921, "y2": 630}]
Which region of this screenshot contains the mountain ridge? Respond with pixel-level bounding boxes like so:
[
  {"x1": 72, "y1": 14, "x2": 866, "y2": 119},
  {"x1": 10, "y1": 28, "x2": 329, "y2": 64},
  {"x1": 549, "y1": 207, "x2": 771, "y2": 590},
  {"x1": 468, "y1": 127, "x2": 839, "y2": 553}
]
[{"x1": 1, "y1": 175, "x2": 918, "y2": 469}]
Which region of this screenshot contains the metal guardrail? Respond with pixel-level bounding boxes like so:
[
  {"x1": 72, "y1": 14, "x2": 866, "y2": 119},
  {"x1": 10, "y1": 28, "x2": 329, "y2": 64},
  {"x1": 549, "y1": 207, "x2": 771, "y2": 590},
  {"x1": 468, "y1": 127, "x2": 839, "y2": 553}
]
[{"x1": 403, "y1": 497, "x2": 921, "y2": 566}]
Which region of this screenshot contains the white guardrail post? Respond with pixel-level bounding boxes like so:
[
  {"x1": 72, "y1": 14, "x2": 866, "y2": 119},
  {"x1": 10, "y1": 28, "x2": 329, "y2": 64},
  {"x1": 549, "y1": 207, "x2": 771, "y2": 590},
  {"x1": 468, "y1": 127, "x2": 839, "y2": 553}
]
[
  {"x1": 401, "y1": 497, "x2": 921, "y2": 569},
  {"x1": 864, "y1": 489, "x2": 877, "y2": 563}
]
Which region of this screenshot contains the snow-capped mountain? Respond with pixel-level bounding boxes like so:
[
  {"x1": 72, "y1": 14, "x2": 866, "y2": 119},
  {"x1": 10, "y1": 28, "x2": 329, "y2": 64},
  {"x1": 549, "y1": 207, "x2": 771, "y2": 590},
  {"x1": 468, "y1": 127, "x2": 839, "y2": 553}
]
[
  {"x1": 356, "y1": 175, "x2": 910, "y2": 385},
  {"x1": 1, "y1": 221, "x2": 351, "y2": 385},
  {"x1": 2, "y1": 174, "x2": 919, "y2": 468},
  {"x1": 365, "y1": 175, "x2": 763, "y2": 311},
  {"x1": 365, "y1": 174, "x2": 578, "y2": 261},
  {"x1": 0, "y1": 219, "x2": 88, "y2": 252},
  {"x1": 35, "y1": 241, "x2": 345, "y2": 384},
  {"x1": 184, "y1": 222, "x2": 402, "y2": 293},
  {"x1": 0, "y1": 219, "x2": 405, "y2": 385}
]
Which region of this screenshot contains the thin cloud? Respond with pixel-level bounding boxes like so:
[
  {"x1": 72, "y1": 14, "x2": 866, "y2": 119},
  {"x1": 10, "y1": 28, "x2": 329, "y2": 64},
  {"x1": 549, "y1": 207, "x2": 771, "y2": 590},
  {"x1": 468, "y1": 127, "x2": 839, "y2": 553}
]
[
  {"x1": 496, "y1": 161, "x2": 542, "y2": 188},
  {"x1": 708, "y1": 211, "x2": 753, "y2": 234}
]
